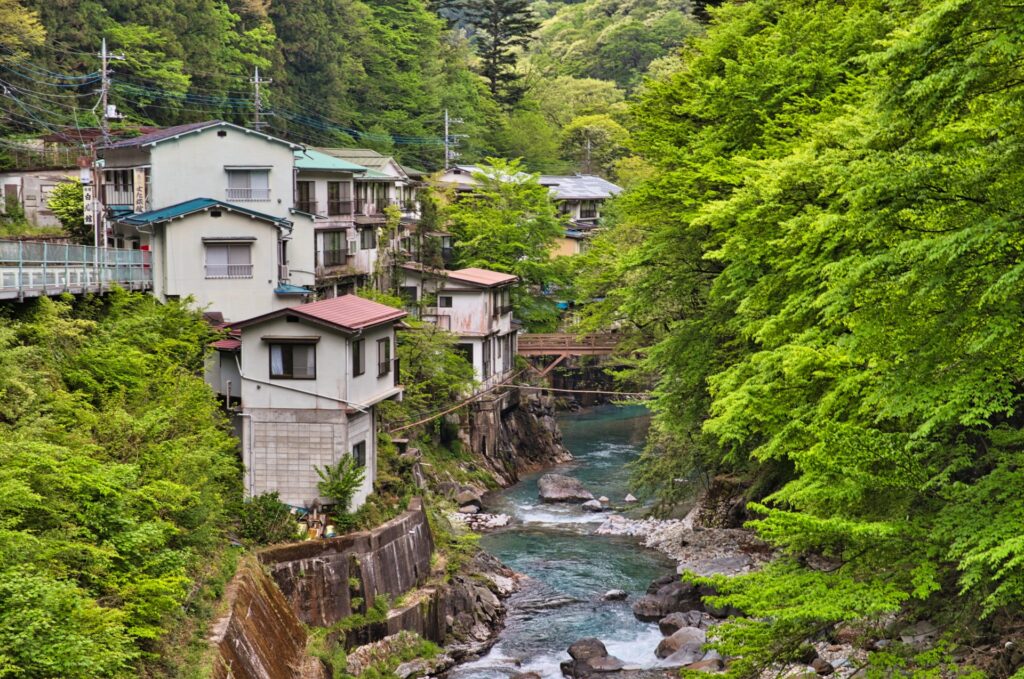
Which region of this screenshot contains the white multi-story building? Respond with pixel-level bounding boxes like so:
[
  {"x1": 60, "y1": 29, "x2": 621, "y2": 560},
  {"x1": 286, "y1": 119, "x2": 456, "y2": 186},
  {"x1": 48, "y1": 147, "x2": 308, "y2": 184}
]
[
  {"x1": 399, "y1": 263, "x2": 518, "y2": 388},
  {"x1": 219, "y1": 294, "x2": 406, "y2": 509},
  {"x1": 100, "y1": 121, "x2": 315, "y2": 321}
]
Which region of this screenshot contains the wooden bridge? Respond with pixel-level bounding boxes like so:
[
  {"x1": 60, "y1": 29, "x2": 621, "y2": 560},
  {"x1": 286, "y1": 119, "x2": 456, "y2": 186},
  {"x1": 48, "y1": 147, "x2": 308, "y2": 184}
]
[
  {"x1": 517, "y1": 333, "x2": 619, "y2": 356},
  {"x1": 0, "y1": 240, "x2": 152, "y2": 301},
  {"x1": 517, "y1": 333, "x2": 620, "y2": 376}
]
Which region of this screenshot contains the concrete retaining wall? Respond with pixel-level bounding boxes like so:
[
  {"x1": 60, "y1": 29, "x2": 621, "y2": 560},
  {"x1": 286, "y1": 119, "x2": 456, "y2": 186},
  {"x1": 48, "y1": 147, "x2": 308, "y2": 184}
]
[{"x1": 258, "y1": 498, "x2": 435, "y2": 629}]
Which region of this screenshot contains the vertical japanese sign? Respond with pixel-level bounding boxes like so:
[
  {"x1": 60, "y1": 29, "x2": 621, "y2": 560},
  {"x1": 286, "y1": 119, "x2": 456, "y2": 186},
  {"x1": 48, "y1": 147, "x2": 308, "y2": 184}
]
[
  {"x1": 133, "y1": 168, "x2": 147, "y2": 213},
  {"x1": 83, "y1": 183, "x2": 95, "y2": 226}
]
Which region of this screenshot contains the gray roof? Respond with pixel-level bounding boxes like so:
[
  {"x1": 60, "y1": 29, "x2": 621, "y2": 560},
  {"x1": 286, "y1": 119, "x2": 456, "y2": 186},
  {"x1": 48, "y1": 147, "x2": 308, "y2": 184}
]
[
  {"x1": 539, "y1": 174, "x2": 623, "y2": 201},
  {"x1": 317, "y1": 147, "x2": 402, "y2": 175},
  {"x1": 102, "y1": 120, "x2": 302, "y2": 150}
]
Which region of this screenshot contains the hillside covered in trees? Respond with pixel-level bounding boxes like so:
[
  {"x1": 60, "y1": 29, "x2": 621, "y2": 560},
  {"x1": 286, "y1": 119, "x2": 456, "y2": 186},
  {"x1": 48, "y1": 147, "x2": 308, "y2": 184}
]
[
  {"x1": 0, "y1": 0, "x2": 702, "y2": 173},
  {"x1": 576, "y1": 0, "x2": 1024, "y2": 674}
]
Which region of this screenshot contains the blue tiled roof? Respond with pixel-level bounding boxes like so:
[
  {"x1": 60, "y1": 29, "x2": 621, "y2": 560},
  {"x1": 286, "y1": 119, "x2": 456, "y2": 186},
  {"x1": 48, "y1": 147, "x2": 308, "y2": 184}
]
[{"x1": 117, "y1": 198, "x2": 292, "y2": 229}]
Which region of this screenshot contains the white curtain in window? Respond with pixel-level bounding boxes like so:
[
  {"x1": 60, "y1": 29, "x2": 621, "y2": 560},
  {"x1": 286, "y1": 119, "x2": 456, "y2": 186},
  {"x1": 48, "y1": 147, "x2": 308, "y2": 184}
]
[
  {"x1": 270, "y1": 345, "x2": 284, "y2": 375},
  {"x1": 227, "y1": 170, "x2": 250, "y2": 189},
  {"x1": 303, "y1": 345, "x2": 315, "y2": 377}
]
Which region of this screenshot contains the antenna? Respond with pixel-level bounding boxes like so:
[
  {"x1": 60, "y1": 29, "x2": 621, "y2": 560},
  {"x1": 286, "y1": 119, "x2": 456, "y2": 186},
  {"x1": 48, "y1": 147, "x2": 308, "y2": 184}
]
[{"x1": 250, "y1": 67, "x2": 272, "y2": 131}]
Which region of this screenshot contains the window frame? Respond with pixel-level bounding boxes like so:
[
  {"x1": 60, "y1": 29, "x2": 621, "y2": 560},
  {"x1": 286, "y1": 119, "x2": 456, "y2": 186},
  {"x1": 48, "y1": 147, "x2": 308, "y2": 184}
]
[
  {"x1": 352, "y1": 338, "x2": 365, "y2": 377},
  {"x1": 377, "y1": 337, "x2": 391, "y2": 377},
  {"x1": 360, "y1": 227, "x2": 377, "y2": 250},
  {"x1": 204, "y1": 241, "x2": 253, "y2": 279},
  {"x1": 268, "y1": 341, "x2": 317, "y2": 380},
  {"x1": 352, "y1": 441, "x2": 366, "y2": 468}
]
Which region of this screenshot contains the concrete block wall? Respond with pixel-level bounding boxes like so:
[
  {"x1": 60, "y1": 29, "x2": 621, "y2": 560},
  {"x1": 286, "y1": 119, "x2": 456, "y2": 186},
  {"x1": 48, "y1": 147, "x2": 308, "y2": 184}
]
[{"x1": 244, "y1": 407, "x2": 349, "y2": 507}]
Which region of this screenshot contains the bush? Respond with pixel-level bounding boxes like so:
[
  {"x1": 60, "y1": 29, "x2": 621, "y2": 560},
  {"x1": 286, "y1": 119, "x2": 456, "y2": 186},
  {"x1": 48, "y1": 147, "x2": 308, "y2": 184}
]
[
  {"x1": 236, "y1": 492, "x2": 296, "y2": 546},
  {"x1": 316, "y1": 455, "x2": 366, "y2": 516}
]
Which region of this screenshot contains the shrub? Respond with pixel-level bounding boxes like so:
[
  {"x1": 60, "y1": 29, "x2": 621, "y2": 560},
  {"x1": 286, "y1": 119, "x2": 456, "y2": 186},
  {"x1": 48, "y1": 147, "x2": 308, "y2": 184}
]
[{"x1": 236, "y1": 492, "x2": 296, "y2": 546}]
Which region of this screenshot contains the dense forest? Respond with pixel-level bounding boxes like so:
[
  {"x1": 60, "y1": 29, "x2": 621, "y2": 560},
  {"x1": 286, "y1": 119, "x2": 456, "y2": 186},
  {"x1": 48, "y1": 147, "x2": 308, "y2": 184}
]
[
  {"x1": 0, "y1": 0, "x2": 706, "y2": 173},
  {"x1": 576, "y1": 0, "x2": 1024, "y2": 674}
]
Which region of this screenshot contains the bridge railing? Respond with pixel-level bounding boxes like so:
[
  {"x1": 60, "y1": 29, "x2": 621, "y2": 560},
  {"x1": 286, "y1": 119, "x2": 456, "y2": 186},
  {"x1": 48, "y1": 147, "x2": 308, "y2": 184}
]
[
  {"x1": 517, "y1": 333, "x2": 619, "y2": 353},
  {"x1": 0, "y1": 240, "x2": 152, "y2": 298}
]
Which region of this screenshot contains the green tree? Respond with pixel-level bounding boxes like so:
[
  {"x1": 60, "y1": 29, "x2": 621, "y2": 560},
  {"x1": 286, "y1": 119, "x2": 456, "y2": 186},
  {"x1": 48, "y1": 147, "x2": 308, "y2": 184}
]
[
  {"x1": 463, "y1": 0, "x2": 539, "y2": 105},
  {"x1": 443, "y1": 158, "x2": 566, "y2": 330},
  {"x1": 316, "y1": 456, "x2": 367, "y2": 517},
  {"x1": 46, "y1": 179, "x2": 90, "y2": 244},
  {"x1": 560, "y1": 113, "x2": 629, "y2": 176}
]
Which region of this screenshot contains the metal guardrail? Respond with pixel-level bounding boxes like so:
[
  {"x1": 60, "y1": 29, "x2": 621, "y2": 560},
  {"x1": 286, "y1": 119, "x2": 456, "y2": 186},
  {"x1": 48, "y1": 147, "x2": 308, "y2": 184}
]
[{"x1": 0, "y1": 240, "x2": 152, "y2": 300}]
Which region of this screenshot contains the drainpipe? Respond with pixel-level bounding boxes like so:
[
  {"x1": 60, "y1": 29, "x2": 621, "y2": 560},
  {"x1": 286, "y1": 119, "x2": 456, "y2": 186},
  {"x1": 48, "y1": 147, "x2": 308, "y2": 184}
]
[{"x1": 236, "y1": 411, "x2": 255, "y2": 497}]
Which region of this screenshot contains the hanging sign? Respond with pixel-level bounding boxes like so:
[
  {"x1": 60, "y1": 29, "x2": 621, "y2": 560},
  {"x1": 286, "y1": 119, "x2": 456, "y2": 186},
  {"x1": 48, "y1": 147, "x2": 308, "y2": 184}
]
[
  {"x1": 83, "y1": 183, "x2": 95, "y2": 226},
  {"x1": 133, "y1": 168, "x2": 147, "y2": 213}
]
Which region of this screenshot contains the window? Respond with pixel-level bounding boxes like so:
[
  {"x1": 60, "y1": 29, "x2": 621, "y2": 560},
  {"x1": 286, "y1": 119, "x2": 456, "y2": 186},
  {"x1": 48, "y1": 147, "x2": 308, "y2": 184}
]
[
  {"x1": 455, "y1": 343, "x2": 473, "y2": 365},
  {"x1": 352, "y1": 338, "x2": 365, "y2": 377},
  {"x1": 482, "y1": 338, "x2": 491, "y2": 378},
  {"x1": 226, "y1": 169, "x2": 270, "y2": 201},
  {"x1": 296, "y1": 181, "x2": 315, "y2": 214},
  {"x1": 323, "y1": 231, "x2": 346, "y2": 267},
  {"x1": 205, "y1": 243, "x2": 252, "y2": 278},
  {"x1": 377, "y1": 337, "x2": 391, "y2": 377},
  {"x1": 399, "y1": 286, "x2": 418, "y2": 304},
  {"x1": 438, "y1": 295, "x2": 453, "y2": 308},
  {"x1": 269, "y1": 342, "x2": 316, "y2": 379},
  {"x1": 352, "y1": 441, "x2": 366, "y2": 467},
  {"x1": 360, "y1": 227, "x2": 377, "y2": 250},
  {"x1": 328, "y1": 181, "x2": 352, "y2": 215}
]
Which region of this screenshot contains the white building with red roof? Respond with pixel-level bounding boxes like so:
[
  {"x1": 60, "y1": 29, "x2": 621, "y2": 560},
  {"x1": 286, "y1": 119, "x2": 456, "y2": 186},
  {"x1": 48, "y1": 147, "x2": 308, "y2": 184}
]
[
  {"x1": 219, "y1": 294, "x2": 406, "y2": 509},
  {"x1": 399, "y1": 263, "x2": 518, "y2": 388}
]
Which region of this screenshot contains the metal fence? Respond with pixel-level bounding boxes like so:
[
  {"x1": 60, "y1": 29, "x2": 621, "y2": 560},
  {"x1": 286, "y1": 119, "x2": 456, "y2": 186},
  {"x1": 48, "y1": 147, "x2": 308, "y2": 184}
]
[{"x1": 0, "y1": 240, "x2": 152, "y2": 299}]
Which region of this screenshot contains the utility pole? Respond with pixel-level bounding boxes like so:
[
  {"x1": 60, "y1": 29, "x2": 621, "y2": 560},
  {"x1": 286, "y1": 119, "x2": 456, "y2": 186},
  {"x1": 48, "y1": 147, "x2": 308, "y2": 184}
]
[
  {"x1": 97, "y1": 38, "x2": 125, "y2": 146},
  {"x1": 443, "y1": 108, "x2": 466, "y2": 169},
  {"x1": 250, "y1": 67, "x2": 272, "y2": 131}
]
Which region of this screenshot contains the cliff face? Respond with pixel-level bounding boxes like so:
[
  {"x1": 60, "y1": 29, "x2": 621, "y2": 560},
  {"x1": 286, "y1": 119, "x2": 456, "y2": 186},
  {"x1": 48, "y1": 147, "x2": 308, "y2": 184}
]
[
  {"x1": 463, "y1": 390, "x2": 572, "y2": 486},
  {"x1": 209, "y1": 559, "x2": 326, "y2": 679}
]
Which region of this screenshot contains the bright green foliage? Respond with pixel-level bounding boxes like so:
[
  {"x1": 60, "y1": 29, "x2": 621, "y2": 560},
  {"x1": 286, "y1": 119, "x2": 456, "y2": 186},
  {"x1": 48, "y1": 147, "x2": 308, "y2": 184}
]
[
  {"x1": 443, "y1": 158, "x2": 567, "y2": 331},
  {"x1": 46, "y1": 179, "x2": 89, "y2": 244},
  {"x1": 316, "y1": 456, "x2": 367, "y2": 517},
  {"x1": 236, "y1": 492, "x2": 296, "y2": 546},
  {"x1": 0, "y1": 291, "x2": 240, "y2": 676},
  {"x1": 583, "y1": 0, "x2": 1024, "y2": 668},
  {"x1": 0, "y1": 0, "x2": 44, "y2": 61},
  {"x1": 560, "y1": 113, "x2": 630, "y2": 177}
]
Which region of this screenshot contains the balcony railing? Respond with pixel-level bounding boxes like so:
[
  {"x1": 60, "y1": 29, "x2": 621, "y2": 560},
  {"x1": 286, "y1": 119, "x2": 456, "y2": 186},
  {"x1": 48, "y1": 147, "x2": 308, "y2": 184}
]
[
  {"x1": 322, "y1": 249, "x2": 347, "y2": 267},
  {"x1": 0, "y1": 240, "x2": 152, "y2": 299},
  {"x1": 103, "y1": 185, "x2": 133, "y2": 206},
  {"x1": 225, "y1": 187, "x2": 271, "y2": 202},
  {"x1": 356, "y1": 199, "x2": 396, "y2": 216},
  {"x1": 328, "y1": 199, "x2": 354, "y2": 216},
  {"x1": 296, "y1": 199, "x2": 317, "y2": 214},
  {"x1": 205, "y1": 263, "x2": 254, "y2": 279}
]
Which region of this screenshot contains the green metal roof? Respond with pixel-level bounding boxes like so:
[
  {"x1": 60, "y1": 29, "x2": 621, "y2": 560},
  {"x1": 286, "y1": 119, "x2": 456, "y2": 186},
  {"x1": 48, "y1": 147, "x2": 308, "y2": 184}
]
[
  {"x1": 359, "y1": 169, "x2": 393, "y2": 180},
  {"x1": 294, "y1": 148, "x2": 366, "y2": 173},
  {"x1": 117, "y1": 198, "x2": 292, "y2": 229}
]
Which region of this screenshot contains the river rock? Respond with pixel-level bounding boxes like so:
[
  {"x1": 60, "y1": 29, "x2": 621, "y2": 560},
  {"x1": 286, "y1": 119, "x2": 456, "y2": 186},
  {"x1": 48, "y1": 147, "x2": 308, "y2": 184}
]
[
  {"x1": 656, "y1": 626, "x2": 706, "y2": 661},
  {"x1": 683, "y1": 658, "x2": 724, "y2": 673},
  {"x1": 633, "y1": 579, "x2": 703, "y2": 622},
  {"x1": 458, "y1": 504, "x2": 479, "y2": 514},
  {"x1": 624, "y1": 493, "x2": 638, "y2": 503},
  {"x1": 588, "y1": 655, "x2": 625, "y2": 671},
  {"x1": 582, "y1": 500, "x2": 604, "y2": 512},
  {"x1": 604, "y1": 589, "x2": 628, "y2": 601},
  {"x1": 811, "y1": 657, "x2": 835, "y2": 675},
  {"x1": 538, "y1": 474, "x2": 595, "y2": 503},
  {"x1": 599, "y1": 496, "x2": 610, "y2": 503},
  {"x1": 568, "y1": 638, "x2": 608, "y2": 662},
  {"x1": 456, "y1": 489, "x2": 483, "y2": 509},
  {"x1": 659, "y1": 610, "x2": 703, "y2": 635},
  {"x1": 512, "y1": 673, "x2": 542, "y2": 679}
]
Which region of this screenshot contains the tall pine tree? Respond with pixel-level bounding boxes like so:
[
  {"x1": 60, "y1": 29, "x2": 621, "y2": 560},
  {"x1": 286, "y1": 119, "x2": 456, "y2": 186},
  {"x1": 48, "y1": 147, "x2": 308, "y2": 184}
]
[{"x1": 463, "y1": 0, "x2": 538, "y2": 106}]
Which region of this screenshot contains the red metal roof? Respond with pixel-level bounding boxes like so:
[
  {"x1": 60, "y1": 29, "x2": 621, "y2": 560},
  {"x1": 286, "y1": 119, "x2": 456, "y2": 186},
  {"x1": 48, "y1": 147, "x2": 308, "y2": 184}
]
[
  {"x1": 400, "y1": 262, "x2": 518, "y2": 288},
  {"x1": 448, "y1": 267, "x2": 518, "y2": 287},
  {"x1": 230, "y1": 294, "x2": 406, "y2": 333},
  {"x1": 211, "y1": 338, "x2": 241, "y2": 351}
]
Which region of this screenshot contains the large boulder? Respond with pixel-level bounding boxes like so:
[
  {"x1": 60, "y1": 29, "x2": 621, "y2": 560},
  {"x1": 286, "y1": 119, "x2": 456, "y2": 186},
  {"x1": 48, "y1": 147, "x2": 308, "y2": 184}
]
[
  {"x1": 659, "y1": 610, "x2": 704, "y2": 635},
  {"x1": 562, "y1": 638, "x2": 626, "y2": 678},
  {"x1": 456, "y1": 489, "x2": 482, "y2": 509},
  {"x1": 581, "y1": 500, "x2": 605, "y2": 512},
  {"x1": 568, "y1": 638, "x2": 608, "y2": 662},
  {"x1": 539, "y1": 474, "x2": 595, "y2": 503},
  {"x1": 656, "y1": 626, "x2": 706, "y2": 661},
  {"x1": 633, "y1": 579, "x2": 704, "y2": 622}
]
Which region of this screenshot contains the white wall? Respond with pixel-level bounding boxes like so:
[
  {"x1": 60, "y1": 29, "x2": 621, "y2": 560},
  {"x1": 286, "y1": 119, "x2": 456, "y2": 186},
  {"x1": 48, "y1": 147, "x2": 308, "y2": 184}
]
[
  {"x1": 155, "y1": 210, "x2": 288, "y2": 322},
  {"x1": 238, "y1": 315, "x2": 400, "y2": 411},
  {"x1": 147, "y1": 127, "x2": 296, "y2": 219}
]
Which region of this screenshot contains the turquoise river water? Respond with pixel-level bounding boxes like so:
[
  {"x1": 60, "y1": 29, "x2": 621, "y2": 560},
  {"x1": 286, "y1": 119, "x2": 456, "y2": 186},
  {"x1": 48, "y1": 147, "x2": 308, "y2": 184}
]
[{"x1": 448, "y1": 405, "x2": 675, "y2": 678}]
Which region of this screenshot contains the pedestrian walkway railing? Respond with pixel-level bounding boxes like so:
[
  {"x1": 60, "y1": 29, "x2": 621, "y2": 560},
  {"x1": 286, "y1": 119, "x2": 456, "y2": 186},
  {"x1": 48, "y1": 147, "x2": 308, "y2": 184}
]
[{"x1": 0, "y1": 240, "x2": 152, "y2": 300}]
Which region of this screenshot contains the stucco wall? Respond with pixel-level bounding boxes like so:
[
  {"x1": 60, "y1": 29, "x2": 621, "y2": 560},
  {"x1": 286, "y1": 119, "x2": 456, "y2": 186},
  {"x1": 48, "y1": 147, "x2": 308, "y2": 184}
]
[{"x1": 155, "y1": 209, "x2": 289, "y2": 322}]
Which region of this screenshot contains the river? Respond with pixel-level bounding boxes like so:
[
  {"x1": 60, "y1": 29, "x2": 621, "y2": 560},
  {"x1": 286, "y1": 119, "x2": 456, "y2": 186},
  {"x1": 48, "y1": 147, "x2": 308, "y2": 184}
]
[{"x1": 448, "y1": 405, "x2": 675, "y2": 678}]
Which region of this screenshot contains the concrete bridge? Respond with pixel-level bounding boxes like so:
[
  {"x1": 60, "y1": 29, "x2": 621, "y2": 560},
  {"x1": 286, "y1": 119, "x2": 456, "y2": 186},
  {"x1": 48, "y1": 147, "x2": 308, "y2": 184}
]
[{"x1": 0, "y1": 240, "x2": 152, "y2": 301}]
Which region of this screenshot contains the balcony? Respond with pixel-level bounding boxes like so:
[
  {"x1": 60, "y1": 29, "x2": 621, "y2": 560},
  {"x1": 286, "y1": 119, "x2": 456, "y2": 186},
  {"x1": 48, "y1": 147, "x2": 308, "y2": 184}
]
[
  {"x1": 322, "y1": 249, "x2": 348, "y2": 267},
  {"x1": 103, "y1": 185, "x2": 133, "y2": 206},
  {"x1": 378, "y1": 356, "x2": 400, "y2": 380},
  {"x1": 296, "y1": 199, "x2": 317, "y2": 214},
  {"x1": 356, "y1": 199, "x2": 385, "y2": 216},
  {"x1": 225, "y1": 187, "x2": 271, "y2": 202},
  {"x1": 328, "y1": 200, "x2": 354, "y2": 216},
  {"x1": 205, "y1": 263, "x2": 254, "y2": 279}
]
